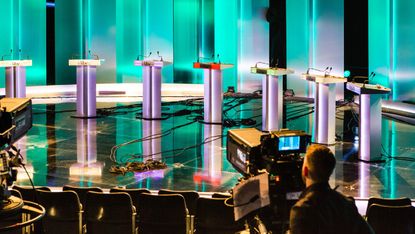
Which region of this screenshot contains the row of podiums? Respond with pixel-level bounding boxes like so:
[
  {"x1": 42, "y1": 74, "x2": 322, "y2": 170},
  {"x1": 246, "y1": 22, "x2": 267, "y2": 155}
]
[{"x1": 0, "y1": 59, "x2": 391, "y2": 160}]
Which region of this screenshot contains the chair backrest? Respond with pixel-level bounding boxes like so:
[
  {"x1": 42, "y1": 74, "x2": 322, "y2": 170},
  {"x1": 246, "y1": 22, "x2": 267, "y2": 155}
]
[
  {"x1": 12, "y1": 185, "x2": 51, "y2": 202},
  {"x1": 211, "y1": 193, "x2": 232, "y2": 199},
  {"x1": 367, "y1": 204, "x2": 415, "y2": 234},
  {"x1": 37, "y1": 190, "x2": 83, "y2": 234},
  {"x1": 85, "y1": 191, "x2": 136, "y2": 234},
  {"x1": 158, "y1": 189, "x2": 199, "y2": 215},
  {"x1": 366, "y1": 197, "x2": 411, "y2": 216},
  {"x1": 62, "y1": 185, "x2": 103, "y2": 207},
  {"x1": 110, "y1": 187, "x2": 150, "y2": 212},
  {"x1": 195, "y1": 197, "x2": 245, "y2": 234},
  {"x1": 137, "y1": 193, "x2": 188, "y2": 234}
]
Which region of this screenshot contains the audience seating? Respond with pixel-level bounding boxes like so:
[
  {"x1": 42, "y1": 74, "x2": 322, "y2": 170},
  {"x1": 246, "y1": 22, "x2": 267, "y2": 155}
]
[
  {"x1": 12, "y1": 185, "x2": 51, "y2": 202},
  {"x1": 158, "y1": 189, "x2": 199, "y2": 216},
  {"x1": 137, "y1": 193, "x2": 189, "y2": 234},
  {"x1": 37, "y1": 190, "x2": 83, "y2": 234},
  {"x1": 366, "y1": 204, "x2": 415, "y2": 234},
  {"x1": 85, "y1": 191, "x2": 137, "y2": 234},
  {"x1": 365, "y1": 196, "x2": 411, "y2": 216},
  {"x1": 195, "y1": 197, "x2": 245, "y2": 234},
  {"x1": 109, "y1": 187, "x2": 150, "y2": 214},
  {"x1": 62, "y1": 185, "x2": 103, "y2": 207}
]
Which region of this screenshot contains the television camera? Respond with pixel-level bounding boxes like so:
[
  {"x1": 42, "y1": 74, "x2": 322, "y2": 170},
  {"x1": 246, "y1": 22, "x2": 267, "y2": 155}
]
[
  {"x1": 227, "y1": 128, "x2": 311, "y2": 233},
  {"x1": 0, "y1": 98, "x2": 33, "y2": 214}
]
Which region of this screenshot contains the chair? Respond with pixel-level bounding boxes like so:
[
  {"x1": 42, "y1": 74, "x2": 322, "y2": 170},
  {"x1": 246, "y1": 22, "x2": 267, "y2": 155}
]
[
  {"x1": 109, "y1": 187, "x2": 150, "y2": 213},
  {"x1": 365, "y1": 197, "x2": 411, "y2": 216},
  {"x1": 137, "y1": 193, "x2": 188, "y2": 234},
  {"x1": 62, "y1": 185, "x2": 103, "y2": 207},
  {"x1": 195, "y1": 197, "x2": 245, "y2": 234},
  {"x1": 12, "y1": 185, "x2": 51, "y2": 202},
  {"x1": 85, "y1": 191, "x2": 136, "y2": 234},
  {"x1": 366, "y1": 204, "x2": 415, "y2": 234},
  {"x1": 158, "y1": 189, "x2": 199, "y2": 215},
  {"x1": 37, "y1": 190, "x2": 83, "y2": 234},
  {"x1": 212, "y1": 192, "x2": 232, "y2": 199}
]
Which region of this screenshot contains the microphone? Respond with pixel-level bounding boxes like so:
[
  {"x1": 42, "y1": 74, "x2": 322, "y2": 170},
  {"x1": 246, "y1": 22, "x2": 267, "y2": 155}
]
[
  {"x1": 136, "y1": 52, "x2": 152, "y2": 60},
  {"x1": 156, "y1": 51, "x2": 163, "y2": 61},
  {"x1": 324, "y1": 66, "x2": 332, "y2": 77},
  {"x1": 254, "y1": 62, "x2": 269, "y2": 68},
  {"x1": 88, "y1": 50, "x2": 99, "y2": 60},
  {"x1": 216, "y1": 54, "x2": 221, "y2": 64},
  {"x1": 197, "y1": 54, "x2": 215, "y2": 63},
  {"x1": 1, "y1": 49, "x2": 13, "y2": 61}
]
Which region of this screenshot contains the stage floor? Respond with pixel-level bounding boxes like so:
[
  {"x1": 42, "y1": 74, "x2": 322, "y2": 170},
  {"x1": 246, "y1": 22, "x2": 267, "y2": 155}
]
[{"x1": 14, "y1": 96, "x2": 415, "y2": 199}]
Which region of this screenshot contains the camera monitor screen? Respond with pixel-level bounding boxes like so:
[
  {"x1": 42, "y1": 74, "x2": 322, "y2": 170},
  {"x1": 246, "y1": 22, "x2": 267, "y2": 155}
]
[{"x1": 278, "y1": 136, "x2": 300, "y2": 151}]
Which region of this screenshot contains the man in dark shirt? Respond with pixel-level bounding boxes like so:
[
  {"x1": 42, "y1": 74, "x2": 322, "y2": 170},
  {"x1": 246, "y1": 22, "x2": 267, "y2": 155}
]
[{"x1": 289, "y1": 145, "x2": 373, "y2": 234}]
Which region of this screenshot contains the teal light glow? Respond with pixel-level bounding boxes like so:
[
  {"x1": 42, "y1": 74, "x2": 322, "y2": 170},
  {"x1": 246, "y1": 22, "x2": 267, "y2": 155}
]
[
  {"x1": 369, "y1": 0, "x2": 390, "y2": 90},
  {"x1": 173, "y1": 0, "x2": 199, "y2": 83},
  {"x1": 214, "y1": 0, "x2": 237, "y2": 90},
  {"x1": 286, "y1": 0, "x2": 310, "y2": 97},
  {"x1": 116, "y1": 0, "x2": 143, "y2": 83},
  {"x1": 344, "y1": 70, "x2": 351, "y2": 78}
]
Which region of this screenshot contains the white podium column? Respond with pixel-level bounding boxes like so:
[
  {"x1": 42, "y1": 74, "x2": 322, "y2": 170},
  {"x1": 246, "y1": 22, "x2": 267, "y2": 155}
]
[
  {"x1": 262, "y1": 75, "x2": 283, "y2": 131},
  {"x1": 69, "y1": 59, "x2": 101, "y2": 118},
  {"x1": 346, "y1": 82, "x2": 390, "y2": 160},
  {"x1": 314, "y1": 83, "x2": 336, "y2": 145},
  {"x1": 0, "y1": 60, "x2": 32, "y2": 98},
  {"x1": 251, "y1": 67, "x2": 294, "y2": 132},
  {"x1": 135, "y1": 60, "x2": 171, "y2": 120},
  {"x1": 359, "y1": 94, "x2": 382, "y2": 161},
  {"x1": 204, "y1": 69, "x2": 223, "y2": 124},
  {"x1": 76, "y1": 66, "x2": 97, "y2": 117},
  {"x1": 302, "y1": 73, "x2": 346, "y2": 145}
]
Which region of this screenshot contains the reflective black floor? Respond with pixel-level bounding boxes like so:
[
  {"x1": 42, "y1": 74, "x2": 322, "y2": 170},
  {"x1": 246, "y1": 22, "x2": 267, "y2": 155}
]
[{"x1": 15, "y1": 97, "x2": 415, "y2": 198}]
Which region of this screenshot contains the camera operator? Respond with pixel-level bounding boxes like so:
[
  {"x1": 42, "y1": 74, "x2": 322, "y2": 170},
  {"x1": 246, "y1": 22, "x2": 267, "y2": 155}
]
[{"x1": 289, "y1": 145, "x2": 373, "y2": 234}]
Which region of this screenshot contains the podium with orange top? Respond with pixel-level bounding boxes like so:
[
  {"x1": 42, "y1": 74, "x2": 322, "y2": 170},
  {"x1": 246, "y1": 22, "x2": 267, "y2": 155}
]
[
  {"x1": 251, "y1": 66, "x2": 294, "y2": 131},
  {"x1": 0, "y1": 60, "x2": 32, "y2": 98},
  {"x1": 134, "y1": 59, "x2": 172, "y2": 119},
  {"x1": 193, "y1": 62, "x2": 233, "y2": 124}
]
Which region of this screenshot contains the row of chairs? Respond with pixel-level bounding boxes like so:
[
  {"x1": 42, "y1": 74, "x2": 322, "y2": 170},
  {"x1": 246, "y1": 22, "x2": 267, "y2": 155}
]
[
  {"x1": 365, "y1": 197, "x2": 415, "y2": 234},
  {"x1": 8, "y1": 185, "x2": 245, "y2": 234}
]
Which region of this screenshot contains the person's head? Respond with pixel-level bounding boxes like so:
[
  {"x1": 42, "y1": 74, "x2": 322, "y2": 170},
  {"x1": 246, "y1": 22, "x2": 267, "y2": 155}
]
[{"x1": 302, "y1": 144, "x2": 336, "y2": 187}]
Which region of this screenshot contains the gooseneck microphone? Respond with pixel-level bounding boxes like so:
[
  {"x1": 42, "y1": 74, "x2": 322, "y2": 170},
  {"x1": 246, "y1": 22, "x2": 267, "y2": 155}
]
[{"x1": 136, "y1": 52, "x2": 152, "y2": 60}]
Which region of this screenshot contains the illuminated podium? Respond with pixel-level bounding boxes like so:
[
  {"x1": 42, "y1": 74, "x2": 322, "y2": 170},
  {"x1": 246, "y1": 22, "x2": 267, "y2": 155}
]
[
  {"x1": 302, "y1": 73, "x2": 347, "y2": 145},
  {"x1": 346, "y1": 82, "x2": 391, "y2": 160},
  {"x1": 69, "y1": 59, "x2": 101, "y2": 118},
  {"x1": 134, "y1": 60, "x2": 172, "y2": 119},
  {"x1": 193, "y1": 62, "x2": 233, "y2": 124},
  {"x1": 0, "y1": 60, "x2": 32, "y2": 98},
  {"x1": 251, "y1": 66, "x2": 294, "y2": 131}
]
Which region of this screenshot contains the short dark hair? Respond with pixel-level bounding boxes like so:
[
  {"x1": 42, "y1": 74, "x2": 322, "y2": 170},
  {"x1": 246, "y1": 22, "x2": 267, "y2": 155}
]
[{"x1": 305, "y1": 144, "x2": 336, "y2": 182}]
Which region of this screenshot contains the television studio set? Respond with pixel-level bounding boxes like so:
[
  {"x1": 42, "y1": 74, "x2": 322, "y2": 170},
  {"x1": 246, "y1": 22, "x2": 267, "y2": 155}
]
[{"x1": 0, "y1": 0, "x2": 415, "y2": 233}]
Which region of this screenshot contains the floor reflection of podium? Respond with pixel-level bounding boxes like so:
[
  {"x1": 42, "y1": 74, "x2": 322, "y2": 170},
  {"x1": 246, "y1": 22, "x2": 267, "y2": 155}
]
[
  {"x1": 193, "y1": 62, "x2": 233, "y2": 124},
  {"x1": 251, "y1": 66, "x2": 294, "y2": 131},
  {"x1": 194, "y1": 125, "x2": 223, "y2": 186},
  {"x1": 0, "y1": 60, "x2": 32, "y2": 98},
  {"x1": 346, "y1": 82, "x2": 391, "y2": 160},
  {"x1": 142, "y1": 120, "x2": 162, "y2": 161},
  {"x1": 134, "y1": 60, "x2": 172, "y2": 119},
  {"x1": 302, "y1": 73, "x2": 347, "y2": 145},
  {"x1": 69, "y1": 59, "x2": 101, "y2": 118},
  {"x1": 70, "y1": 119, "x2": 103, "y2": 176}
]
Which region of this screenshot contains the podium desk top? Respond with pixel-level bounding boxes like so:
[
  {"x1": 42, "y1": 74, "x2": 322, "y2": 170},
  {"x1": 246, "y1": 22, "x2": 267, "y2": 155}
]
[
  {"x1": 69, "y1": 59, "x2": 101, "y2": 66},
  {"x1": 193, "y1": 62, "x2": 233, "y2": 70},
  {"x1": 346, "y1": 82, "x2": 391, "y2": 95},
  {"x1": 301, "y1": 73, "x2": 347, "y2": 84},
  {"x1": 0, "y1": 60, "x2": 32, "y2": 67},
  {"x1": 250, "y1": 67, "x2": 294, "y2": 76},
  {"x1": 134, "y1": 60, "x2": 172, "y2": 67}
]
